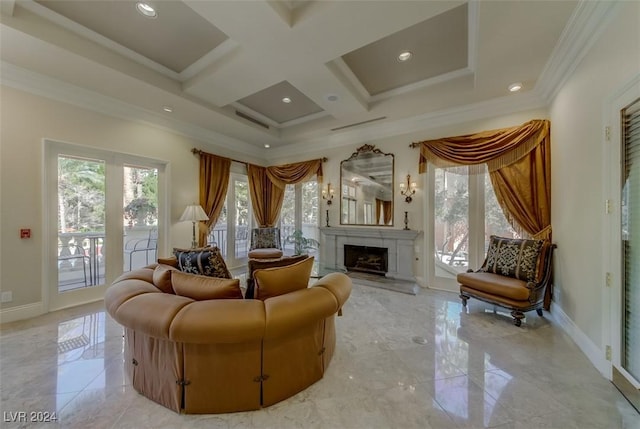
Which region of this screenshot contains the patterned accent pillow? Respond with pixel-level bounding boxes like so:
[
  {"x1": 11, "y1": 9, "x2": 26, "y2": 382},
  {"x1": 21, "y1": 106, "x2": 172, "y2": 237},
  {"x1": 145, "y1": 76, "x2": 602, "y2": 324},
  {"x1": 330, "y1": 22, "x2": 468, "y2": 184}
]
[
  {"x1": 482, "y1": 236, "x2": 543, "y2": 282},
  {"x1": 173, "y1": 246, "x2": 232, "y2": 279},
  {"x1": 251, "y1": 228, "x2": 281, "y2": 250}
]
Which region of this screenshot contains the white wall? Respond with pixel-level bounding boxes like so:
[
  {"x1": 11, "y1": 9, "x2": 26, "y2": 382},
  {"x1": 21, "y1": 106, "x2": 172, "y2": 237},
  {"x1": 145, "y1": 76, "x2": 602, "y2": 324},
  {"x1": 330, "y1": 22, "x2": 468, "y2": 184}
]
[
  {"x1": 0, "y1": 85, "x2": 264, "y2": 315},
  {"x1": 550, "y1": 1, "x2": 639, "y2": 363}
]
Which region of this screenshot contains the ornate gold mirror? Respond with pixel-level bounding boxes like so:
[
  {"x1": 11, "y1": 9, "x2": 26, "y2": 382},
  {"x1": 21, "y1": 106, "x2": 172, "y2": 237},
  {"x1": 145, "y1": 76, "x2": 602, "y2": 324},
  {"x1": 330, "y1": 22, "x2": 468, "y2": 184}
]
[{"x1": 340, "y1": 144, "x2": 394, "y2": 226}]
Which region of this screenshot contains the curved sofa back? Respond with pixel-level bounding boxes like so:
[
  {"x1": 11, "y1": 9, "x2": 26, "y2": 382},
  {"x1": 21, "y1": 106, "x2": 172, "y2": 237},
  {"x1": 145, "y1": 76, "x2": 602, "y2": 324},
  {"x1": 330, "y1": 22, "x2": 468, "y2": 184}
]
[
  {"x1": 104, "y1": 267, "x2": 352, "y2": 414},
  {"x1": 106, "y1": 268, "x2": 352, "y2": 344}
]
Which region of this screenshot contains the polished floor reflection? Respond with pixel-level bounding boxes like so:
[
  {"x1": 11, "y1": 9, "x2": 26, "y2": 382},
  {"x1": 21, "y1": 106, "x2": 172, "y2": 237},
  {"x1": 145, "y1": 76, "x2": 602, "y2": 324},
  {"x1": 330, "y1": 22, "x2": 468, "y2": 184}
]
[{"x1": 1, "y1": 284, "x2": 638, "y2": 428}]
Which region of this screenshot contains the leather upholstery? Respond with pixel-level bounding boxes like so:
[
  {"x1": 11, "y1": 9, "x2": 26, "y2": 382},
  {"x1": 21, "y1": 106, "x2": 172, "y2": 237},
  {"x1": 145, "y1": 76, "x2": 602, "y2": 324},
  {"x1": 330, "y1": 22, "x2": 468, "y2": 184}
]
[
  {"x1": 457, "y1": 272, "x2": 530, "y2": 301},
  {"x1": 106, "y1": 266, "x2": 352, "y2": 414},
  {"x1": 246, "y1": 254, "x2": 308, "y2": 299},
  {"x1": 247, "y1": 248, "x2": 284, "y2": 259},
  {"x1": 254, "y1": 257, "x2": 315, "y2": 300}
]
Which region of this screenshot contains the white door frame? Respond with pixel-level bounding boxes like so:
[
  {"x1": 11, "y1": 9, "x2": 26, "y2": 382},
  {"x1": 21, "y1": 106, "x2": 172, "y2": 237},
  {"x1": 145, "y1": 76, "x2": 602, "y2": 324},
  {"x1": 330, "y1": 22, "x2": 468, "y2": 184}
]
[
  {"x1": 43, "y1": 139, "x2": 168, "y2": 311},
  {"x1": 603, "y1": 75, "x2": 640, "y2": 389}
]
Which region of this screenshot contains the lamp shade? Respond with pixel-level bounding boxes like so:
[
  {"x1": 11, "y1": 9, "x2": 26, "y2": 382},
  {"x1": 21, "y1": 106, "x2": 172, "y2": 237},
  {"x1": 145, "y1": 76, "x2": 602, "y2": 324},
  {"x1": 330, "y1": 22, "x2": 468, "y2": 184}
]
[{"x1": 179, "y1": 204, "x2": 209, "y2": 222}]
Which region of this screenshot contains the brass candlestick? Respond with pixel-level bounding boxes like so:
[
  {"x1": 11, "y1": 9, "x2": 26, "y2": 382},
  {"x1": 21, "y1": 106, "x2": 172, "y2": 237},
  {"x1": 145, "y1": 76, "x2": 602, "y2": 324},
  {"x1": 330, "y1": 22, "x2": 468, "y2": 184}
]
[
  {"x1": 326, "y1": 209, "x2": 330, "y2": 227},
  {"x1": 403, "y1": 211, "x2": 409, "y2": 230}
]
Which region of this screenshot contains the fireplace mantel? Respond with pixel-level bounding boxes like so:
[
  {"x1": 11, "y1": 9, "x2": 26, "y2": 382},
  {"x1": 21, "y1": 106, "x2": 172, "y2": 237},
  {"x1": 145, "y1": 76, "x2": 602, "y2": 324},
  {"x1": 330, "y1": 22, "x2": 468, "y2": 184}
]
[{"x1": 319, "y1": 227, "x2": 422, "y2": 286}]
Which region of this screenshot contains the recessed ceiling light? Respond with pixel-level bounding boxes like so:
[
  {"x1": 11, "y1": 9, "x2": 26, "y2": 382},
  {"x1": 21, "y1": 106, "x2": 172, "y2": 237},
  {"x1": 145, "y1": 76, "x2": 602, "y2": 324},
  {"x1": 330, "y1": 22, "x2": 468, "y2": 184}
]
[
  {"x1": 136, "y1": 2, "x2": 157, "y2": 18},
  {"x1": 282, "y1": 97, "x2": 292, "y2": 104},
  {"x1": 508, "y1": 82, "x2": 523, "y2": 92},
  {"x1": 326, "y1": 94, "x2": 339, "y2": 102},
  {"x1": 162, "y1": 106, "x2": 173, "y2": 113},
  {"x1": 397, "y1": 51, "x2": 413, "y2": 62},
  {"x1": 264, "y1": 144, "x2": 270, "y2": 148}
]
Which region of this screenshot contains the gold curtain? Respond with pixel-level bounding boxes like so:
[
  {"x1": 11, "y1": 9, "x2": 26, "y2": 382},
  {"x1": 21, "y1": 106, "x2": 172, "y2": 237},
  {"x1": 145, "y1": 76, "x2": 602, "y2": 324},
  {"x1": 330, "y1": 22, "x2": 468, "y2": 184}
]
[
  {"x1": 248, "y1": 159, "x2": 324, "y2": 227},
  {"x1": 248, "y1": 164, "x2": 285, "y2": 227},
  {"x1": 416, "y1": 119, "x2": 553, "y2": 308},
  {"x1": 418, "y1": 119, "x2": 549, "y2": 174},
  {"x1": 383, "y1": 201, "x2": 393, "y2": 225},
  {"x1": 375, "y1": 198, "x2": 383, "y2": 224},
  {"x1": 266, "y1": 159, "x2": 323, "y2": 188},
  {"x1": 198, "y1": 152, "x2": 231, "y2": 246}
]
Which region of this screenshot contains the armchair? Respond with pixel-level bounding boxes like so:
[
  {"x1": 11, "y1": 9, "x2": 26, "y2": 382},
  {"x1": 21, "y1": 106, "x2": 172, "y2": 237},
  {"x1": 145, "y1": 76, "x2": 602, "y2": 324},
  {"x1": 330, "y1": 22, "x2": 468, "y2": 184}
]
[
  {"x1": 248, "y1": 227, "x2": 283, "y2": 260},
  {"x1": 457, "y1": 236, "x2": 556, "y2": 327}
]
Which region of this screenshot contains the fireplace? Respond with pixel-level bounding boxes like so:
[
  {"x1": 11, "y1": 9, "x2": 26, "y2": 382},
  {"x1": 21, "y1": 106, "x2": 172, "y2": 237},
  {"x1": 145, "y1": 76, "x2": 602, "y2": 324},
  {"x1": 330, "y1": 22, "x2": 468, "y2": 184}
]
[{"x1": 344, "y1": 245, "x2": 388, "y2": 276}]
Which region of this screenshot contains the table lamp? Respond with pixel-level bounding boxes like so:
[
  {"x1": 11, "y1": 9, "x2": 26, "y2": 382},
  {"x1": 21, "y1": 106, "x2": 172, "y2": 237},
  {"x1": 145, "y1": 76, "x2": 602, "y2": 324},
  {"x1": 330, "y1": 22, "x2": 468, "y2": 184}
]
[{"x1": 179, "y1": 204, "x2": 209, "y2": 248}]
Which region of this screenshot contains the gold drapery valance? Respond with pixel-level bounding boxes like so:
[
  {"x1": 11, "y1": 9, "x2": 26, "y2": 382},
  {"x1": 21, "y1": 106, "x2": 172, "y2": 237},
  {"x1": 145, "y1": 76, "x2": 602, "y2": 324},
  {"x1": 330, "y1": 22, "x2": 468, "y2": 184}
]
[
  {"x1": 266, "y1": 159, "x2": 324, "y2": 189},
  {"x1": 416, "y1": 119, "x2": 550, "y2": 174},
  {"x1": 413, "y1": 119, "x2": 553, "y2": 309}
]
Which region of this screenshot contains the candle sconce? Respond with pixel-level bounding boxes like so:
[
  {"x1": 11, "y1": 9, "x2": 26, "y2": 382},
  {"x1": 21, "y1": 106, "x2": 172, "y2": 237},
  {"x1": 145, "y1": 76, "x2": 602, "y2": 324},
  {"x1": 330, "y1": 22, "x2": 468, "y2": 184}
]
[
  {"x1": 322, "y1": 183, "x2": 335, "y2": 205},
  {"x1": 399, "y1": 174, "x2": 417, "y2": 203}
]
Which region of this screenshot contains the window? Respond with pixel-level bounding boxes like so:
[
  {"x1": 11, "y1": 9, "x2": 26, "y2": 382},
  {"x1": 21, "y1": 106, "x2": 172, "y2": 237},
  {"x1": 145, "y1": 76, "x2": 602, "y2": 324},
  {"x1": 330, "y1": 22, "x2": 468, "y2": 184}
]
[
  {"x1": 428, "y1": 165, "x2": 519, "y2": 291},
  {"x1": 342, "y1": 184, "x2": 357, "y2": 224},
  {"x1": 280, "y1": 179, "x2": 319, "y2": 274}
]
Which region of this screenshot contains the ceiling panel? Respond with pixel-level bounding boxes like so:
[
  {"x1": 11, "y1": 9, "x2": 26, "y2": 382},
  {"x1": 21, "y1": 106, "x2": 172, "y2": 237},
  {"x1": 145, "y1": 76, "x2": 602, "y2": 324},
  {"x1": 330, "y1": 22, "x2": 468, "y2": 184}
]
[
  {"x1": 236, "y1": 81, "x2": 324, "y2": 124},
  {"x1": 341, "y1": 3, "x2": 468, "y2": 96},
  {"x1": 35, "y1": 0, "x2": 228, "y2": 73}
]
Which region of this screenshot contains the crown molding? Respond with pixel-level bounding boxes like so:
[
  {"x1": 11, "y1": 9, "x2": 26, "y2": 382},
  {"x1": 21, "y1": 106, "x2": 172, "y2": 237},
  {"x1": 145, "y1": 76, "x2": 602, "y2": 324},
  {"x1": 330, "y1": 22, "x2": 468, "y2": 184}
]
[
  {"x1": 0, "y1": 61, "x2": 266, "y2": 161},
  {"x1": 266, "y1": 90, "x2": 546, "y2": 161},
  {"x1": 535, "y1": 0, "x2": 621, "y2": 103}
]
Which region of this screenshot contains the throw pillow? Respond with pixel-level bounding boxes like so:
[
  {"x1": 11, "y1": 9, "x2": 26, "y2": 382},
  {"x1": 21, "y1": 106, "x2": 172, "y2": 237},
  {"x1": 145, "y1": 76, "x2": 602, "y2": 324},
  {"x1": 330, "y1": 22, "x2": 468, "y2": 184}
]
[
  {"x1": 157, "y1": 256, "x2": 179, "y2": 268},
  {"x1": 482, "y1": 235, "x2": 544, "y2": 282},
  {"x1": 254, "y1": 256, "x2": 314, "y2": 301},
  {"x1": 171, "y1": 271, "x2": 243, "y2": 300},
  {"x1": 152, "y1": 264, "x2": 178, "y2": 294},
  {"x1": 173, "y1": 246, "x2": 232, "y2": 279}
]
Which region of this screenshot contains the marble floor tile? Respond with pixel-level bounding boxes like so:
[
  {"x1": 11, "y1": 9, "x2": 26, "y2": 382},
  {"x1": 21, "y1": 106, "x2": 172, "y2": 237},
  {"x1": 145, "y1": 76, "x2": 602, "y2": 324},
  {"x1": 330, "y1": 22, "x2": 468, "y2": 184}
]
[{"x1": 1, "y1": 283, "x2": 637, "y2": 428}]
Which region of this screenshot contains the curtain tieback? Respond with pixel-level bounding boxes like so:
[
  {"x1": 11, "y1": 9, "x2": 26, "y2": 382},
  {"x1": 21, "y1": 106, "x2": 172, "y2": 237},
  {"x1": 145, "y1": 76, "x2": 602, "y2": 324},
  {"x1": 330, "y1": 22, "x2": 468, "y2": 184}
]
[{"x1": 533, "y1": 225, "x2": 552, "y2": 240}]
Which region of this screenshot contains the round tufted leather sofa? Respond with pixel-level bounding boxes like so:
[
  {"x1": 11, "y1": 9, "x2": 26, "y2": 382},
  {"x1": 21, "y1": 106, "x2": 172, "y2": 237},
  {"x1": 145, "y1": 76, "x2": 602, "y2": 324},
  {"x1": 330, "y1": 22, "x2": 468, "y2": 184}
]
[{"x1": 105, "y1": 266, "x2": 352, "y2": 414}]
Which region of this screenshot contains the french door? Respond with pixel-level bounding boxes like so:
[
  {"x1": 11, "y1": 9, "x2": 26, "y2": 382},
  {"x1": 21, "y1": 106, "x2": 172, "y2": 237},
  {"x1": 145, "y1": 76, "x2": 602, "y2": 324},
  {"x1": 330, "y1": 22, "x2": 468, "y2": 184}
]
[
  {"x1": 425, "y1": 165, "x2": 518, "y2": 292},
  {"x1": 45, "y1": 141, "x2": 166, "y2": 311},
  {"x1": 607, "y1": 83, "x2": 640, "y2": 410},
  {"x1": 211, "y1": 173, "x2": 253, "y2": 269},
  {"x1": 280, "y1": 180, "x2": 320, "y2": 273}
]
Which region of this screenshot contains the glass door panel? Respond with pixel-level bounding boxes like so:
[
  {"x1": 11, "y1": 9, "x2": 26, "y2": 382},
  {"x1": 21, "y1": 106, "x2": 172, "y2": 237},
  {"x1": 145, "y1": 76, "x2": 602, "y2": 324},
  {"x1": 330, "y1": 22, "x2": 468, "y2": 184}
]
[
  {"x1": 484, "y1": 174, "x2": 520, "y2": 251},
  {"x1": 207, "y1": 174, "x2": 252, "y2": 267},
  {"x1": 302, "y1": 181, "x2": 319, "y2": 276},
  {"x1": 281, "y1": 185, "x2": 296, "y2": 254},
  {"x1": 122, "y1": 165, "x2": 158, "y2": 271},
  {"x1": 233, "y1": 177, "x2": 251, "y2": 261},
  {"x1": 433, "y1": 168, "x2": 470, "y2": 288},
  {"x1": 57, "y1": 155, "x2": 106, "y2": 291},
  {"x1": 621, "y1": 99, "x2": 640, "y2": 385}
]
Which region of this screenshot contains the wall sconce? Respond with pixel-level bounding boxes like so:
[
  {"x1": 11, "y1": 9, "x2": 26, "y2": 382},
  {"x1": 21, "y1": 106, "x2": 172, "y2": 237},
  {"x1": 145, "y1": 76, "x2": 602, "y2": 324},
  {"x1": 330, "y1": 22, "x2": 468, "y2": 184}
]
[
  {"x1": 399, "y1": 174, "x2": 417, "y2": 203},
  {"x1": 322, "y1": 183, "x2": 335, "y2": 205}
]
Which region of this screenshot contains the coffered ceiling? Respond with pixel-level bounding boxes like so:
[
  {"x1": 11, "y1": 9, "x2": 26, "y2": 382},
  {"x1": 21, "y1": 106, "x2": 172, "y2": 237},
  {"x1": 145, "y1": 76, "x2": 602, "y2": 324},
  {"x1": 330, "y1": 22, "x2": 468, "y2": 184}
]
[{"x1": 0, "y1": 0, "x2": 588, "y2": 157}]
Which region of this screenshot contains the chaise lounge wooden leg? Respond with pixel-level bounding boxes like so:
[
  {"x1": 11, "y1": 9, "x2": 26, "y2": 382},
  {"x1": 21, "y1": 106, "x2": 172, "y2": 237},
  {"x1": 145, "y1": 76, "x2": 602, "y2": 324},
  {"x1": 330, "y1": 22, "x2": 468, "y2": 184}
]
[
  {"x1": 460, "y1": 294, "x2": 468, "y2": 307},
  {"x1": 511, "y1": 310, "x2": 525, "y2": 327},
  {"x1": 536, "y1": 308, "x2": 543, "y2": 316}
]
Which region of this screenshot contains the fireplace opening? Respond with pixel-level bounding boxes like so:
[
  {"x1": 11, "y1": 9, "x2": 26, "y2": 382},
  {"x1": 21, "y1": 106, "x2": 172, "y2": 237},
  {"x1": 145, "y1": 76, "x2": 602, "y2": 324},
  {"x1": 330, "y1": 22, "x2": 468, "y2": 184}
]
[{"x1": 344, "y1": 245, "x2": 388, "y2": 276}]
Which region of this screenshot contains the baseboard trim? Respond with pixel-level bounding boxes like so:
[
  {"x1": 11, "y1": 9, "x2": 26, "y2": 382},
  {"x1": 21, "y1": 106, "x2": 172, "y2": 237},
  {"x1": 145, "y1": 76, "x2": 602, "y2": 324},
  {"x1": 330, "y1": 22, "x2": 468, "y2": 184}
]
[
  {"x1": 550, "y1": 303, "x2": 610, "y2": 378},
  {"x1": 0, "y1": 302, "x2": 45, "y2": 324}
]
